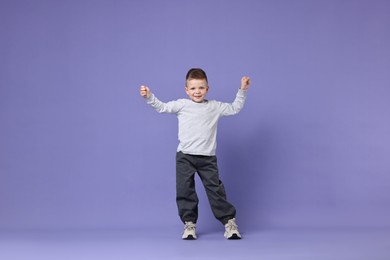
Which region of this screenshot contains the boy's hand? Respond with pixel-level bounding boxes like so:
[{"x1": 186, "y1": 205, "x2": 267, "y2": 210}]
[
  {"x1": 140, "y1": 85, "x2": 151, "y2": 98},
  {"x1": 240, "y1": 76, "x2": 251, "y2": 90}
]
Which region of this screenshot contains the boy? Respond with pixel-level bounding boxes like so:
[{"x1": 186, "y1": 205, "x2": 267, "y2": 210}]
[{"x1": 140, "y1": 68, "x2": 250, "y2": 239}]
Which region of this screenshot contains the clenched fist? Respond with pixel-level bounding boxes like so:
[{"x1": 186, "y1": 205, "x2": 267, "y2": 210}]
[
  {"x1": 240, "y1": 76, "x2": 251, "y2": 90},
  {"x1": 140, "y1": 85, "x2": 151, "y2": 98}
]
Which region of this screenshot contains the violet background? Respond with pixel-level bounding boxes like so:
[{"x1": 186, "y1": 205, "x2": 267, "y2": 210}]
[{"x1": 1, "y1": 0, "x2": 390, "y2": 233}]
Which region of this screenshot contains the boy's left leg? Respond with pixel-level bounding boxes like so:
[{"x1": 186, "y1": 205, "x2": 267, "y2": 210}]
[
  {"x1": 195, "y1": 155, "x2": 236, "y2": 225},
  {"x1": 196, "y1": 155, "x2": 241, "y2": 239}
]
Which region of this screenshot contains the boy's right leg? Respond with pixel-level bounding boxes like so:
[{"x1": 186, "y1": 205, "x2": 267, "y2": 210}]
[{"x1": 176, "y1": 151, "x2": 199, "y2": 224}]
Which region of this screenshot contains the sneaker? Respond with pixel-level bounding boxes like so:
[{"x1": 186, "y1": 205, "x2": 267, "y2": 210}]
[
  {"x1": 182, "y1": 221, "x2": 197, "y2": 240},
  {"x1": 224, "y1": 218, "x2": 241, "y2": 239}
]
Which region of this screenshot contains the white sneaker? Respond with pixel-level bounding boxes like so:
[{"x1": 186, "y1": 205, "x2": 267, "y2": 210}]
[
  {"x1": 224, "y1": 218, "x2": 241, "y2": 239},
  {"x1": 182, "y1": 221, "x2": 197, "y2": 240}
]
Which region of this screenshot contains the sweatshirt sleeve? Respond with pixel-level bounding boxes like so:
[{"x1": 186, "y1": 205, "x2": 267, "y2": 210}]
[
  {"x1": 145, "y1": 93, "x2": 184, "y2": 114},
  {"x1": 218, "y1": 89, "x2": 247, "y2": 116}
]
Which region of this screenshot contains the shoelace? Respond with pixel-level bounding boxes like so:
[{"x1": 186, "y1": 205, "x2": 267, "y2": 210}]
[
  {"x1": 185, "y1": 222, "x2": 196, "y2": 231},
  {"x1": 226, "y1": 220, "x2": 238, "y2": 231}
]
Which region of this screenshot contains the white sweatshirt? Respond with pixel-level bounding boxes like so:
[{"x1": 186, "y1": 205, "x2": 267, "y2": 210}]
[{"x1": 146, "y1": 89, "x2": 247, "y2": 156}]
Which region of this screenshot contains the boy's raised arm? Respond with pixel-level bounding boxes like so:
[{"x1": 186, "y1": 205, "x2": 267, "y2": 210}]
[
  {"x1": 219, "y1": 76, "x2": 250, "y2": 116},
  {"x1": 140, "y1": 85, "x2": 184, "y2": 114}
]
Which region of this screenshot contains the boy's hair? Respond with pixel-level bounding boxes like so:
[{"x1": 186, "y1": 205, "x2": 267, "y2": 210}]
[{"x1": 186, "y1": 68, "x2": 208, "y2": 83}]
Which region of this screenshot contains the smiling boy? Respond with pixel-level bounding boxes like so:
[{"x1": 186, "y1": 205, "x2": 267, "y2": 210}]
[{"x1": 140, "y1": 68, "x2": 250, "y2": 239}]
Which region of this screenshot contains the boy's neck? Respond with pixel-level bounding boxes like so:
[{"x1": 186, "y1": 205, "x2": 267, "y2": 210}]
[{"x1": 190, "y1": 99, "x2": 208, "y2": 103}]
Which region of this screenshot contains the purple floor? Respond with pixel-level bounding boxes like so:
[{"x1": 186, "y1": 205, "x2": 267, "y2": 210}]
[{"x1": 1, "y1": 227, "x2": 389, "y2": 260}]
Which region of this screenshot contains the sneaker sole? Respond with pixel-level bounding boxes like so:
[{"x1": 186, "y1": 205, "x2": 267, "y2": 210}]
[
  {"x1": 183, "y1": 235, "x2": 196, "y2": 240},
  {"x1": 227, "y1": 234, "x2": 241, "y2": 240}
]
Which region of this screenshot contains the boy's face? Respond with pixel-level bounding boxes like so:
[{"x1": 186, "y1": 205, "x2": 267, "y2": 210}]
[{"x1": 185, "y1": 79, "x2": 209, "y2": 103}]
